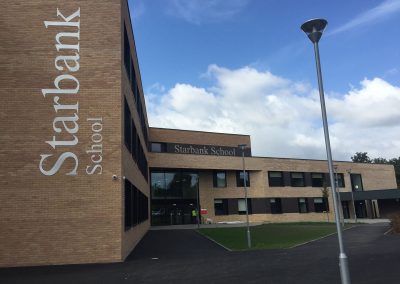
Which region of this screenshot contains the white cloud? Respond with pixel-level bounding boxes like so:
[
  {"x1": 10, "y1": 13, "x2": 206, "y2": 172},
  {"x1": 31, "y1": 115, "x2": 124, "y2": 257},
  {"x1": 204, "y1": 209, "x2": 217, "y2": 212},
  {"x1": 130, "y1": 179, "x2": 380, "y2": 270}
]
[
  {"x1": 329, "y1": 0, "x2": 400, "y2": 35},
  {"x1": 146, "y1": 65, "x2": 400, "y2": 161},
  {"x1": 167, "y1": 0, "x2": 248, "y2": 24}
]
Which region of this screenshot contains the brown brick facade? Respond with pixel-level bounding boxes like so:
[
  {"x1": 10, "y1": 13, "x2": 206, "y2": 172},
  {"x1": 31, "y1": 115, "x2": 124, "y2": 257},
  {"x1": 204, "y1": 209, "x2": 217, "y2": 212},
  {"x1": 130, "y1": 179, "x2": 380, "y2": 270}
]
[
  {"x1": 148, "y1": 128, "x2": 397, "y2": 224},
  {"x1": 0, "y1": 0, "x2": 150, "y2": 267}
]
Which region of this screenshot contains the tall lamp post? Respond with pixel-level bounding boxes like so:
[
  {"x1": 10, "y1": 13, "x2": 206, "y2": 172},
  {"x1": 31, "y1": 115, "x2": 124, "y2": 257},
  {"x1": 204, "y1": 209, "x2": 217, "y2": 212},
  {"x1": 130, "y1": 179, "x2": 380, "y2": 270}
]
[
  {"x1": 239, "y1": 144, "x2": 251, "y2": 248},
  {"x1": 301, "y1": 19, "x2": 351, "y2": 284}
]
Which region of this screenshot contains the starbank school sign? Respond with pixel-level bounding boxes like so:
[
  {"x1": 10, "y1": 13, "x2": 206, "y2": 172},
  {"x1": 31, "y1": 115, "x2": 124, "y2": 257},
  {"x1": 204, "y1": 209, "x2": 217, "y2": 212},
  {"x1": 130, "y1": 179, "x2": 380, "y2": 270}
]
[
  {"x1": 167, "y1": 143, "x2": 251, "y2": 157},
  {"x1": 38, "y1": 7, "x2": 103, "y2": 176}
]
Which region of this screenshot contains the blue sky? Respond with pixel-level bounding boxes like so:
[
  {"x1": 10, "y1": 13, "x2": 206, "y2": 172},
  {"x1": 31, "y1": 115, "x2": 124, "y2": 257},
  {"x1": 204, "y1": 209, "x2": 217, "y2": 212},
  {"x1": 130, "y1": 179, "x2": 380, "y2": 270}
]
[{"x1": 128, "y1": 0, "x2": 400, "y2": 160}]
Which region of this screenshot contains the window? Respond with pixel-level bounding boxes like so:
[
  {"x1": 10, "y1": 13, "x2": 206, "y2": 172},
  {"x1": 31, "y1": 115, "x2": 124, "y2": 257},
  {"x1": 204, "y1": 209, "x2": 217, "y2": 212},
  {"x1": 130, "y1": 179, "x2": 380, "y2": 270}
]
[
  {"x1": 123, "y1": 25, "x2": 131, "y2": 77},
  {"x1": 238, "y1": 199, "x2": 251, "y2": 215},
  {"x1": 236, "y1": 171, "x2": 250, "y2": 187},
  {"x1": 291, "y1": 172, "x2": 305, "y2": 187},
  {"x1": 268, "y1": 171, "x2": 283, "y2": 187},
  {"x1": 124, "y1": 182, "x2": 132, "y2": 229},
  {"x1": 151, "y1": 142, "x2": 166, "y2": 153},
  {"x1": 336, "y1": 173, "x2": 345, "y2": 188},
  {"x1": 270, "y1": 198, "x2": 282, "y2": 214},
  {"x1": 214, "y1": 199, "x2": 228, "y2": 215},
  {"x1": 314, "y1": 197, "x2": 329, "y2": 213},
  {"x1": 125, "y1": 179, "x2": 149, "y2": 231},
  {"x1": 311, "y1": 173, "x2": 324, "y2": 187},
  {"x1": 124, "y1": 99, "x2": 132, "y2": 152},
  {"x1": 213, "y1": 171, "x2": 227, "y2": 188},
  {"x1": 123, "y1": 98, "x2": 148, "y2": 181},
  {"x1": 298, "y1": 198, "x2": 308, "y2": 213},
  {"x1": 350, "y1": 174, "x2": 363, "y2": 191}
]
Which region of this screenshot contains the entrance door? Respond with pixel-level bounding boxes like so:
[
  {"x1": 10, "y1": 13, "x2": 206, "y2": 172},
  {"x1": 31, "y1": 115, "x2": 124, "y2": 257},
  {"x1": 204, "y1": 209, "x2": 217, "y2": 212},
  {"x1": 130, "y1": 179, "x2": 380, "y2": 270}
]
[
  {"x1": 355, "y1": 200, "x2": 367, "y2": 218},
  {"x1": 342, "y1": 201, "x2": 350, "y2": 219},
  {"x1": 150, "y1": 170, "x2": 199, "y2": 226}
]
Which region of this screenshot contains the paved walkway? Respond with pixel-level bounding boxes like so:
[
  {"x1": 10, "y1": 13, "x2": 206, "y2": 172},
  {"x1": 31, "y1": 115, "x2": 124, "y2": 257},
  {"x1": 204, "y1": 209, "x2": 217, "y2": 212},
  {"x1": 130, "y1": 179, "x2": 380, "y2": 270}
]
[{"x1": 1, "y1": 223, "x2": 399, "y2": 284}]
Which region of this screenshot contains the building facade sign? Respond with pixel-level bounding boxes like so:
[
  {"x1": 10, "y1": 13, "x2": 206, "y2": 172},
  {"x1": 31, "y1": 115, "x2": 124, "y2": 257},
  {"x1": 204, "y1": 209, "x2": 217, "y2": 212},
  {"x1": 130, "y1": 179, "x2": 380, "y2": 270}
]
[
  {"x1": 167, "y1": 143, "x2": 251, "y2": 157},
  {"x1": 39, "y1": 7, "x2": 103, "y2": 176}
]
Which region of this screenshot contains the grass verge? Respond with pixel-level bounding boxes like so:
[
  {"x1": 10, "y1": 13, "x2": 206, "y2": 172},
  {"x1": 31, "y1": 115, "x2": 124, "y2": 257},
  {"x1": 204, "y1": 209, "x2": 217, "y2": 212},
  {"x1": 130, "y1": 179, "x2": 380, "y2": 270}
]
[{"x1": 198, "y1": 222, "x2": 351, "y2": 250}]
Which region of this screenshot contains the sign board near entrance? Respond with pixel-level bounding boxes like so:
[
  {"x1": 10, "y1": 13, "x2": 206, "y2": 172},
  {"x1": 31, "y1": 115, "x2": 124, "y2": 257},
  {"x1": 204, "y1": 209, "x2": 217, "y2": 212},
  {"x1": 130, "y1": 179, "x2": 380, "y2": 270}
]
[{"x1": 200, "y1": 209, "x2": 208, "y2": 215}]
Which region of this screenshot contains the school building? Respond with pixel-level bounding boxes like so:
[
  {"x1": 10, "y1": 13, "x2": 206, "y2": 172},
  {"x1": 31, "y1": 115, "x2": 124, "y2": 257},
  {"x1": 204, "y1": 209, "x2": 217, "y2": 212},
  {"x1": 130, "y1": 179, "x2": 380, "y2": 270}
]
[{"x1": 1, "y1": 0, "x2": 399, "y2": 267}]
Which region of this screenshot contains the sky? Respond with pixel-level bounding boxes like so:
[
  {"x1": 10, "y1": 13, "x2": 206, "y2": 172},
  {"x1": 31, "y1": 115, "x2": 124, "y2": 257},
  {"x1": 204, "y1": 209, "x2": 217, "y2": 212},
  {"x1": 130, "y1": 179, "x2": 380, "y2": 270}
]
[{"x1": 128, "y1": 0, "x2": 400, "y2": 161}]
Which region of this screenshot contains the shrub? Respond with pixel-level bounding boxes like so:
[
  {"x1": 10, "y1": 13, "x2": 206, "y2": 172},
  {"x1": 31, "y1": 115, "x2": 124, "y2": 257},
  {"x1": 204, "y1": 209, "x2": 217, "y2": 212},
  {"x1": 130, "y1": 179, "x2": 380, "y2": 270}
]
[{"x1": 390, "y1": 213, "x2": 400, "y2": 234}]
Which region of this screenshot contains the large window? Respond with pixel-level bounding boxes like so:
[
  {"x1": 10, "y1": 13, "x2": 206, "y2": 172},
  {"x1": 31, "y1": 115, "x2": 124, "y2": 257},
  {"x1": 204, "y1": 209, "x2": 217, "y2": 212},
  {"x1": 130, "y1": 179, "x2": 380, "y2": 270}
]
[
  {"x1": 291, "y1": 172, "x2": 305, "y2": 187},
  {"x1": 151, "y1": 170, "x2": 199, "y2": 200},
  {"x1": 213, "y1": 171, "x2": 227, "y2": 188},
  {"x1": 124, "y1": 99, "x2": 148, "y2": 181},
  {"x1": 214, "y1": 199, "x2": 228, "y2": 215},
  {"x1": 238, "y1": 199, "x2": 251, "y2": 215},
  {"x1": 298, "y1": 198, "x2": 308, "y2": 213},
  {"x1": 125, "y1": 179, "x2": 149, "y2": 230},
  {"x1": 351, "y1": 174, "x2": 363, "y2": 191},
  {"x1": 123, "y1": 24, "x2": 148, "y2": 152},
  {"x1": 314, "y1": 198, "x2": 329, "y2": 212},
  {"x1": 268, "y1": 171, "x2": 284, "y2": 187},
  {"x1": 270, "y1": 198, "x2": 282, "y2": 214},
  {"x1": 311, "y1": 173, "x2": 324, "y2": 187},
  {"x1": 236, "y1": 171, "x2": 250, "y2": 187}
]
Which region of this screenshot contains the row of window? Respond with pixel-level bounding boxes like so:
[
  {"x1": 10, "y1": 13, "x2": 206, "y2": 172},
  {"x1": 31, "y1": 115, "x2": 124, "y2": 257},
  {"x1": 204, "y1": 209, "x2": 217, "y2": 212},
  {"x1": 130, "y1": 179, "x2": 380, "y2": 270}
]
[
  {"x1": 268, "y1": 171, "x2": 345, "y2": 187},
  {"x1": 214, "y1": 197, "x2": 329, "y2": 216},
  {"x1": 123, "y1": 24, "x2": 148, "y2": 149},
  {"x1": 124, "y1": 98, "x2": 148, "y2": 181},
  {"x1": 212, "y1": 171, "x2": 345, "y2": 188},
  {"x1": 213, "y1": 171, "x2": 250, "y2": 188},
  {"x1": 124, "y1": 179, "x2": 149, "y2": 230}
]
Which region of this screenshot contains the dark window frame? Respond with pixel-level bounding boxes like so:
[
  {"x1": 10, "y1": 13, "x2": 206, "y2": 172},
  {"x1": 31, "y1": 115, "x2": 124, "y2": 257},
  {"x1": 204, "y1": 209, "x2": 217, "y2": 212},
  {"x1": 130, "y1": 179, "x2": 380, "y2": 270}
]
[
  {"x1": 236, "y1": 171, "x2": 250, "y2": 187},
  {"x1": 237, "y1": 198, "x2": 252, "y2": 215},
  {"x1": 270, "y1": 198, "x2": 283, "y2": 214},
  {"x1": 213, "y1": 171, "x2": 227, "y2": 188},
  {"x1": 268, "y1": 171, "x2": 284, "y2": 187},
  {"x1": 298, "y1": 198, "x2": 308, "y2": 213},
  {"x1": 291, "y1": 172, "x2": 305, "y2": 187},
  {"x1": 311, "y1": 172, "x2": 324, "y2": 187},
  {"x1": 214, "y1": 199, "x2": 229, "y2": 215},
  {"x1": 336, "y1": 173, "x2": 345, "y2": 188},
  {"x1": 314, "y1": 197, "x2": 329, "y2": 213}
]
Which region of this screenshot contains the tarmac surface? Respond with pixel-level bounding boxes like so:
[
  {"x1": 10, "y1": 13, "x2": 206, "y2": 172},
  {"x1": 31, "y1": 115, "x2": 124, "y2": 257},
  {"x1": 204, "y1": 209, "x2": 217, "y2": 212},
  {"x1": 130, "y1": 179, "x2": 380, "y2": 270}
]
[{"x1": 1, "y1": 223, "x2": 399, "y2": 284}]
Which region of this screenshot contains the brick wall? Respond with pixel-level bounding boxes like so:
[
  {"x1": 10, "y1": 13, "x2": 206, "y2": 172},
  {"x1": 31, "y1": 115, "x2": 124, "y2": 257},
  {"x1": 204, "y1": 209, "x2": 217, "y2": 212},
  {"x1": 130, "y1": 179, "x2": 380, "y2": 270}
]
[{"x1": 0, "y1": 0, "x2": 124, "y2": 267}]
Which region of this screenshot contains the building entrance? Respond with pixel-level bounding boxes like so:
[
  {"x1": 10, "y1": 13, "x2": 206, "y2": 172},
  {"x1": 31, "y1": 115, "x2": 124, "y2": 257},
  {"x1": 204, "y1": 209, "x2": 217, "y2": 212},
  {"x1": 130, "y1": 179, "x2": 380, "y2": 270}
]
[{"x1": 150, "y1": 170, "x2": 199, "y2": 226}]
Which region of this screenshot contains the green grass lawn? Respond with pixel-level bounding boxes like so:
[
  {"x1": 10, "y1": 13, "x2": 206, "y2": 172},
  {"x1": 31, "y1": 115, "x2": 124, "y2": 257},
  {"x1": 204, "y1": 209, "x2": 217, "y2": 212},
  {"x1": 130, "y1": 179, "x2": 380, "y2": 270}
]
[{"x1": 198, "y1": 222, "x2": 350, "y2": 250}]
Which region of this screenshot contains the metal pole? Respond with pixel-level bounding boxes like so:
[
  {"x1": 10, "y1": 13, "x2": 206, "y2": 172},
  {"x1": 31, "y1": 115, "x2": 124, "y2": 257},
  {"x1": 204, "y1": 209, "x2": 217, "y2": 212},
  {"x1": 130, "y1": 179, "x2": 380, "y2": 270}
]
[
  {"x1": 241, "y1": 146, "x2": 251, "y2": 248},
  {"x1": 351, "y1": 190, "x2": 357, "y2": 223},
  {"x1": 313, "y1": 41, "x2": 351, "y2": 284},
  {"x1": 196, "y1": 174, "x2": 200, "y2": 229}
]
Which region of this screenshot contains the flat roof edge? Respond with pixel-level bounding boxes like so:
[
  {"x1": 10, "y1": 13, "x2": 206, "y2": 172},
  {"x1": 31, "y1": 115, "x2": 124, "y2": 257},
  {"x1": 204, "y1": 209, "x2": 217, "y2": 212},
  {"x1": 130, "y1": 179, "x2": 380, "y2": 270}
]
[{"x1": 149, "y1": 127, "x2": 250, "y2": 137}]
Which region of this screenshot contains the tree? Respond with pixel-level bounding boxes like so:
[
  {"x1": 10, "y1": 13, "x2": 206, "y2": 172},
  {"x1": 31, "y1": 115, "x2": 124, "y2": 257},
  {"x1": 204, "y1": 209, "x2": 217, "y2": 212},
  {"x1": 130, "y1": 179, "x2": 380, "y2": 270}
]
[
  {"x1": 321, "y1": 181, "x2": 330, "y2": 222},
  {"x1": 388, "y1": 157, "x2": 400, "y2": 188},
  {"x1": 372, "y1": 157, "x2": 388, "y2": 164},
  {"x1": 351, "y1": 152, "x2": 371, "y2": 163}
]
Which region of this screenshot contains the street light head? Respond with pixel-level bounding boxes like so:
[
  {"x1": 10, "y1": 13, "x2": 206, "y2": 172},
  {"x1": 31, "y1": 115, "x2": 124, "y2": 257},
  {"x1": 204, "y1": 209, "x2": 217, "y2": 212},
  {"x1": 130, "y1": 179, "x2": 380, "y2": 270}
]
[{"x1": 301, "y1": 18, "x2": 328, "y2": 43}]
